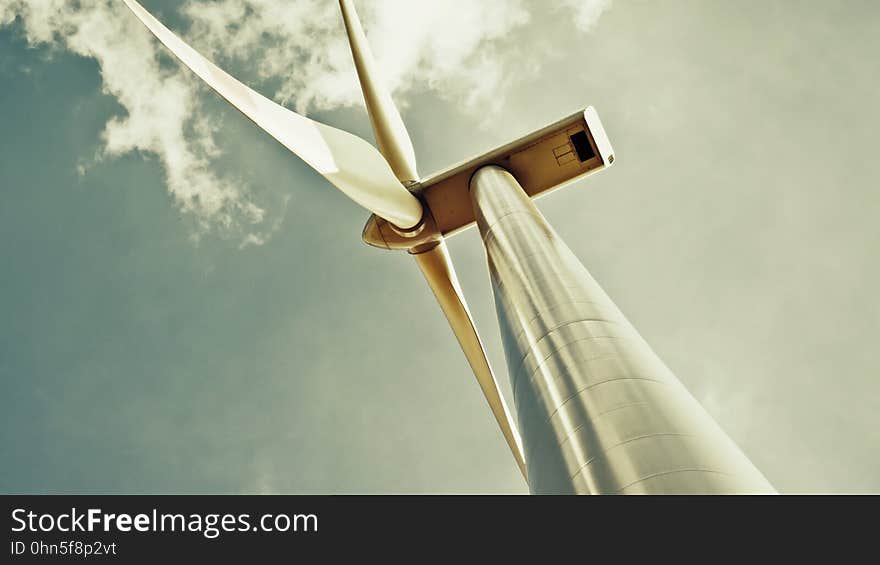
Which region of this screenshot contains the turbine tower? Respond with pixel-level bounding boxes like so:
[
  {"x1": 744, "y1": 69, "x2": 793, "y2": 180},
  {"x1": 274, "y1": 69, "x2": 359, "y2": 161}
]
[{"x1": 124, "y1": 0, "x2": 774, "y2": 494}]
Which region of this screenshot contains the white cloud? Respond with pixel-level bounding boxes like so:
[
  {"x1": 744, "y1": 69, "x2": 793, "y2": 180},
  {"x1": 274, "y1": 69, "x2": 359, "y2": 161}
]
[
  {"x1": 0, "y1": 0, "x2": 611, "y2": 244},
  {"x1": 557, "y1": 0, "x2": 612, "y2": 31},
  {"x1": 0, "y1": 0, "x2": 267, "y2": 243},
  {"x1": 182, "y1": 0, "x2": 535, "y2": 115}
]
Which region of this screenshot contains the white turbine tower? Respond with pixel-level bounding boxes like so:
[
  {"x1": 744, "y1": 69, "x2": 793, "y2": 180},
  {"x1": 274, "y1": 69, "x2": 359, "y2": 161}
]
[{"x1": 124, "y1": 0, "x2": 775, "y2": 494}]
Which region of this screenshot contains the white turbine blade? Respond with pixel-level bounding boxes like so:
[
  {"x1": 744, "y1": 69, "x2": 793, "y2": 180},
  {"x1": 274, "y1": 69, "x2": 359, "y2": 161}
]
[
  {"x1": 412, "y1": 242, "x2": 528, "y2": 481},
  {"x1": 122, "y1": 0, "x2": 422, "y2": 229},
  {"x1": 339, "y1": 0, "x2": 419, "y2": 184}
]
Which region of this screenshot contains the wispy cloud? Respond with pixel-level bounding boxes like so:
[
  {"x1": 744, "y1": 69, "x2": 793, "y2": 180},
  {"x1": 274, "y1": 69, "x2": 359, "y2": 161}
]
[
  {"x1": 557, "y1": 0, "x2": 612, "y2": 31},
  {"x1": 0, "y1": 0, "x2": 611, "y2": 244},
  {"x1": 0, "y1": 0, "x2": 271, "y2": 243},
  {"x1": 183, "y1": 0, "x2": 533, "y2": 115}
]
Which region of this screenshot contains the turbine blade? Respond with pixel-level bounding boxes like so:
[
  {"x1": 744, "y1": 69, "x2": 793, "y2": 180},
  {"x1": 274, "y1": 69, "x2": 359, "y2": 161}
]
[
  {"x1": 412, "y1": 242, "x2": 528, "y2": 481},
  {"x1": 122, "y1": 0, "x2": 422, "y2": 229},
  {"x1": 339, "y1": 0, "x2": 419, "y2": 184}
]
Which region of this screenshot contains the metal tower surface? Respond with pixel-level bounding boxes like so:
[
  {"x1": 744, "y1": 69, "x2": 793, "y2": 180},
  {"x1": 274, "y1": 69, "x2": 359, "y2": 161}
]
[{"x1": 470, "y1": 166, "x2": 775, "y2": 494}]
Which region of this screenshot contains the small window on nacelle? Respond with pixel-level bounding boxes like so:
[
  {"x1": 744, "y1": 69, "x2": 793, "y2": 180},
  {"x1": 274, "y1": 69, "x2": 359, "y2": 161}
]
[{"x1": 569, "y1": 131, "x2": 595, "y2": 162}]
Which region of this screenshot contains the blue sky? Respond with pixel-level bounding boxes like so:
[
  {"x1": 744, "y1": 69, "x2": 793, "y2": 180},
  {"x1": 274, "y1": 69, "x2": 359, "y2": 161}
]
[{"x1": 1, "y1": 0, "x2": 879, "y2": 493}]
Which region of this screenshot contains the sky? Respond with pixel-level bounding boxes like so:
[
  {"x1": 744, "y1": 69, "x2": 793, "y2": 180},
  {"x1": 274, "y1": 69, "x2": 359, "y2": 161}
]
[{"x1": 0, "y1": 0, "x2": 878, "y2": 493}]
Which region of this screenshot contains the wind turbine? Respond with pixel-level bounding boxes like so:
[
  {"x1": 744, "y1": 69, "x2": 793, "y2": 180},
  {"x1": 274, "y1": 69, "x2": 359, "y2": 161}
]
[{"x1": 124, "y1": 0, "x2": 775, "y2": 494}]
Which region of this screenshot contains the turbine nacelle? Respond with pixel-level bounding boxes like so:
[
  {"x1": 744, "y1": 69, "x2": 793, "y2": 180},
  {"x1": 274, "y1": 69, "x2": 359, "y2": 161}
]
[{"x1": 363, "y1": 107, "x2": 615, "y2": 251}]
